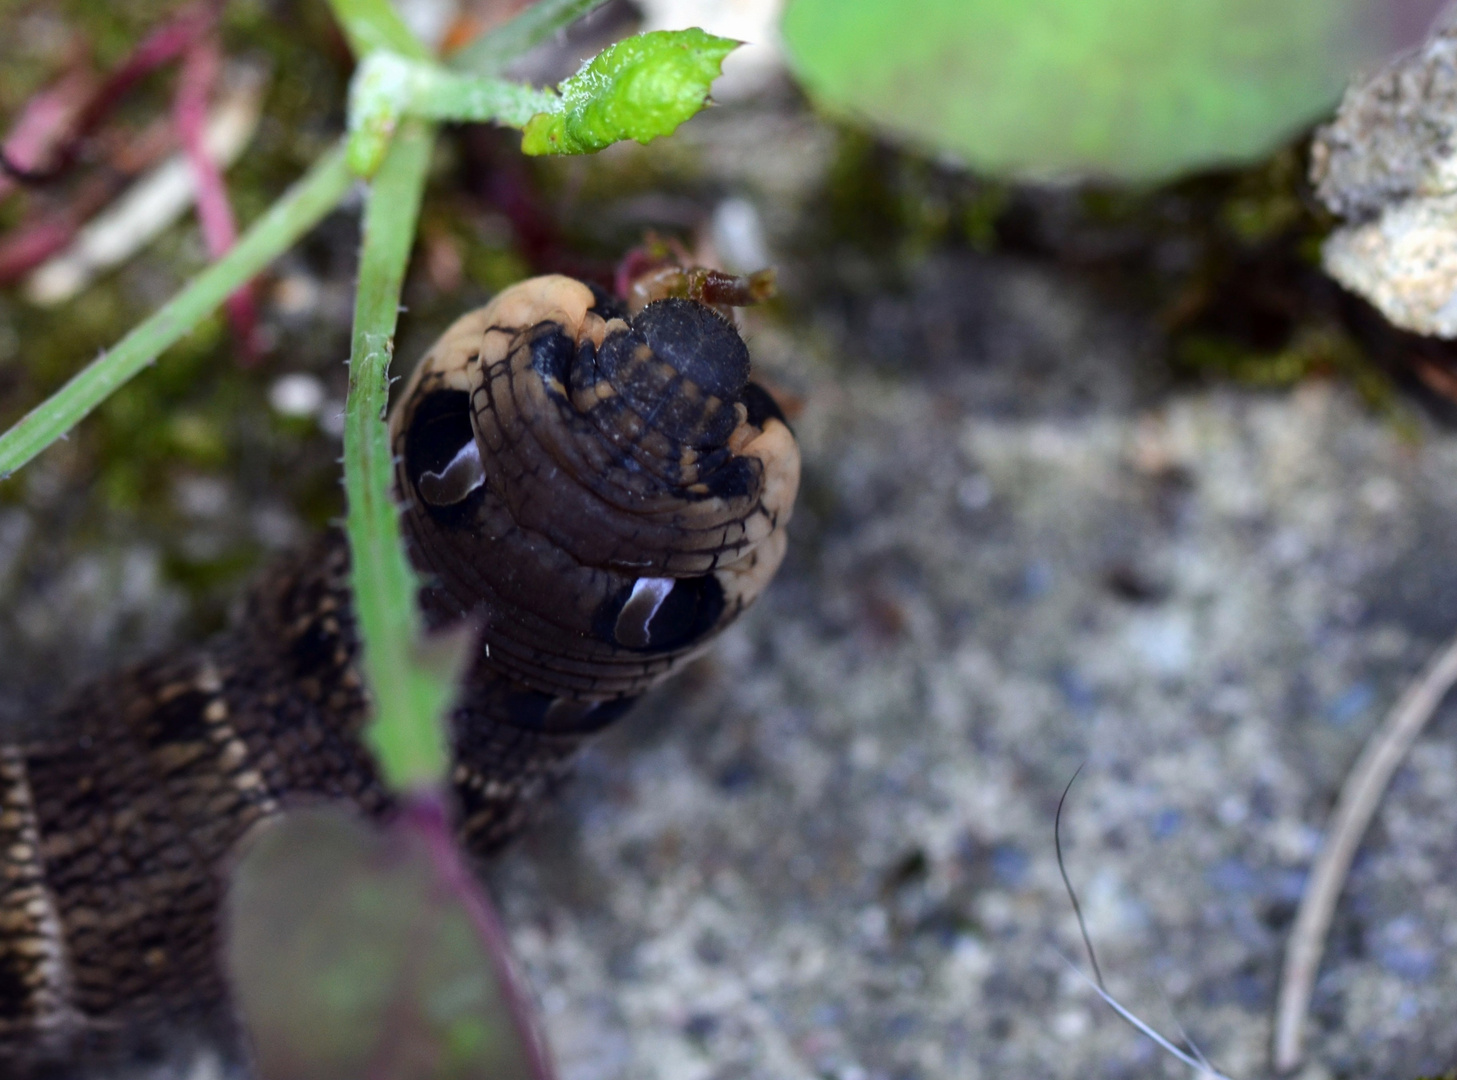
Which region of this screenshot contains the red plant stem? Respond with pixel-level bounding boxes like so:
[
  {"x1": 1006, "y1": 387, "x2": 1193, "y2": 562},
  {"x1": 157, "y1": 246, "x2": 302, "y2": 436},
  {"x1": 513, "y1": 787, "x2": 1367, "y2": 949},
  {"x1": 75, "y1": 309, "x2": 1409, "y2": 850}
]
[
  {"x1": 79, "y1": 4, "x2": 215, "y2": 142},
  {"x1": 0, "y1": 170, "x2": 126, "y2": 285},
  {"x1": 0, "y1": 68, "x2": 98, "y2": 202},
  {"x1": 0, "y1": 218, "x2": 77, "y2": 284},
  {"x1": 173, "y1": 28, "x2": 261, "y2": 362},
  {"x1": 6, "y1": 4, "x2": 215, "y2": 191},
  {"x1": 175, "y1": 37, "x2": 230, "y2": 254},
  {"x1": 0, "y1": 4, "x2": 228, "y2": 287},
  {"x1": 403, "y1": 791, "x2": 560, "y2": 1080}
]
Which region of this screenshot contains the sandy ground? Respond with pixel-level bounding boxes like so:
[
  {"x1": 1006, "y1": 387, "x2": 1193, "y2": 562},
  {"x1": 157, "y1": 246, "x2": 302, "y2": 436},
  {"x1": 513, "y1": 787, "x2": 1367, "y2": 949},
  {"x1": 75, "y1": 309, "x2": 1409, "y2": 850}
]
[{"x1": 490, "y1": 252, "x2": 1457, "y2": 1080}]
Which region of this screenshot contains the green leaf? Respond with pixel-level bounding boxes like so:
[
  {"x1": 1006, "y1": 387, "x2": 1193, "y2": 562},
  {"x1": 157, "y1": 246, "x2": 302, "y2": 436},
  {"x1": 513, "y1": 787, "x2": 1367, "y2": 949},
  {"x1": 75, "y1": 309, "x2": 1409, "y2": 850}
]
[
  {"x1": 780, "y1": 0, "x2": 1436, "y2": 182},
  {"x1": 521, "y1": 27, "x2": 739, "y2": 156},
  {"x1": 228, "y1": 808, "x2": 532, "y2": 1078}
]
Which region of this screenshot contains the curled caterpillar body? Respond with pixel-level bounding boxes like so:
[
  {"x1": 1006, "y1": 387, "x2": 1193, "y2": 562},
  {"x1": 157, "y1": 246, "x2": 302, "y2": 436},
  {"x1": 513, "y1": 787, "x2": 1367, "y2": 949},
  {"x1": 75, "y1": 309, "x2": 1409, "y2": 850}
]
[
  {"x1": 394, "y1": 275, "x2": 798, "y2": 849},
  {"x1": 0, "y1": 274, "x2": 798, "y2": 1075}
]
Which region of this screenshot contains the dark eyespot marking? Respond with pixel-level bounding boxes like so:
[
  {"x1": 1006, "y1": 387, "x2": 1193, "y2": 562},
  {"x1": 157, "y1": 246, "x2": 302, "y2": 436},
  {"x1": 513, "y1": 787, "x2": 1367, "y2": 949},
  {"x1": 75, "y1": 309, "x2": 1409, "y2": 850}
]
[
  {"x1": 405, "y1": 391, "x2": 475, "y2": 489},
  {"x1": 499, "y1": 688, "x2": 640, "y2": 733},
  {"x1": 404, "y1": 390, "x2": 487, "y2": 522},
  {"x1": 741, "y1": 382, "x2": 787, "y2": 430},
  {"x1": 593, "y1": 574, "x2": 726, "y2": 652},
  {"x1": 529, "y1": 324, "x2": 575, "y2": 385},
  {"x1": 615, "y1": 578, "x2": 675, "y2": 648}
]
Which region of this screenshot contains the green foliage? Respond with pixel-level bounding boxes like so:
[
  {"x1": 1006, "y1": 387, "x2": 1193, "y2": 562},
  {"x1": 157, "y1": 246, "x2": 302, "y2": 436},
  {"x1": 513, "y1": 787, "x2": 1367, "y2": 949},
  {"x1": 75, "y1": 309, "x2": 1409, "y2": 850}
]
[
  {"x1": 1176, "y1": 324, "x2": 1414, "y2": 433},
  {"x1": 0, "y1": 146, "x2": 355, "y2": 479},
  {"x1": 780, "y1": 0, "x2": 1411, "y2": 181},
  {"x1": 347, "y1": 52, "x2": 558, "y2": 175},
  {"x1": 342, "y1": 119, "x2": 465, "y2": 791},
  {"x1": 0, "y1": 0, "x2": 740, "y2": 1071},
  {"x1": 521, "y1": 28, "x2": 738, "y2": 156},
  {"x1": 1, "y1": 0, "x2": 734, "y2": 790},
  {"x1": 327, "y1": 0, "x2": 432, "y2": 61},
  {"x1": 345, "y1": 25, "x2": 733, "y2": 176},
  {"x1": 229, "y1": 808, "x2": 531, "y2": 1079}
]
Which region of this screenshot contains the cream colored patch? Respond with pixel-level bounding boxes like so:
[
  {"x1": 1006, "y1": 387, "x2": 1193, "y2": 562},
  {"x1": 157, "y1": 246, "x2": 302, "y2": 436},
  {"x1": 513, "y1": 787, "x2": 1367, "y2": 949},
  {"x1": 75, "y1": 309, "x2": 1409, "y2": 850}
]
[
  {"x1": 202, "y1": 702, "x2": 279, "y2": 815},
  {"x1": 193, "y1": 660, "x2": 224, "y2": 695},
  {"x1": 742, "y1": 417, "x2": 800, "y2": 528},
  {"x1": 389, "y1": 275, "x2": 613, "y2": 474},
  {"x1": 716, "y1": 526, "x2": 789, "y2": 614},
  {"x1": 388, "y1": 308, "x2": 495, "y2": 443},
  {"x1": 0, "y1": 749, "x2": 77, "y2": 1037}
]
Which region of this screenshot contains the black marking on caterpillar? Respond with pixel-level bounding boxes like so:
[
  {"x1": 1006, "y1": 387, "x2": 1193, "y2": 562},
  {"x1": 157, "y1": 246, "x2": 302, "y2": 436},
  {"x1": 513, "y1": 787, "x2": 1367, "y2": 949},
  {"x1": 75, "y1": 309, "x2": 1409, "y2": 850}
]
[{"x1": 0, "y1": 274, "x2": 800, "y2": 1077}]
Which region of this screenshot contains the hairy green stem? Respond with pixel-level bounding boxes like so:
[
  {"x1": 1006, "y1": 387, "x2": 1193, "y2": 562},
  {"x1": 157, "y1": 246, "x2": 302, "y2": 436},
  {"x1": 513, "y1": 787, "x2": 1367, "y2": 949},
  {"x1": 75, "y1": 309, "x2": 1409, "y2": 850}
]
[
  {"x1": 342, "y1": 119, "x2": 460, "y2": 790},
  {"x1": 0, "y1": 143, "x2": 354, "y2": 480},
  {"x1": 393, "y1": 57, "x2": 559, "y2": 124},
  {"x1": 448, "y1": 0, "x2": 612, "y2": 75},
  {"x1": 347, "y1": 52, "x2": 560, "y2": 174}
]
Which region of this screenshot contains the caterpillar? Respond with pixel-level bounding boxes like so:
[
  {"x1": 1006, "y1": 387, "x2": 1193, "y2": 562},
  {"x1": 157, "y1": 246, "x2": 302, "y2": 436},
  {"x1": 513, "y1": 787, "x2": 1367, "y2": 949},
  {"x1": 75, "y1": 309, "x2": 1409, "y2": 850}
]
[{"x1": 0, "y1": 271, "x2": 800, "y2": 1077}]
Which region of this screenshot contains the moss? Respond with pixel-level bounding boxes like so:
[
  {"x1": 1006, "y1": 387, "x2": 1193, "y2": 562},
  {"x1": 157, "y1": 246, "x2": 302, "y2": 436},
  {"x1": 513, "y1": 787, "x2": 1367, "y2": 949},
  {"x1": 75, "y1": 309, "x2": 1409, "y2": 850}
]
[
  {"x1": 960, "y1": 184, "x2": 1009, "y2": 253},
  {"x1": 823, "y1": 128, "x2": 948, "y2": 260},
  {"x1": 1176, "y1": 323, "x2": 1419, "y2": 435},
  {"x1": 1218, "y1": 146, "x2": 1309, "y2": 247}
]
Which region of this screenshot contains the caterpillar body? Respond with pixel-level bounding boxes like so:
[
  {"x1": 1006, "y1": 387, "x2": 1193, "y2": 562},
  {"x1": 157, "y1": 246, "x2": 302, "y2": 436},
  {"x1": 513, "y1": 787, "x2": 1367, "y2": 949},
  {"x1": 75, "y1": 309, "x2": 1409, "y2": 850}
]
[{"x1": 0, "y1": 273, "x2": 800, "y2": 1076}]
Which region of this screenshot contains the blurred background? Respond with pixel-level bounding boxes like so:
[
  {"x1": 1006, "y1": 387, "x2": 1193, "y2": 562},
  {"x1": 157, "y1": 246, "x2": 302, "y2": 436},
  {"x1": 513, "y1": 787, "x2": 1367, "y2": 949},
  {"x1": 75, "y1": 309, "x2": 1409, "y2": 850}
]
[{"x1": 4, "y1": 0, "x2": 1457, "y2": 1077}]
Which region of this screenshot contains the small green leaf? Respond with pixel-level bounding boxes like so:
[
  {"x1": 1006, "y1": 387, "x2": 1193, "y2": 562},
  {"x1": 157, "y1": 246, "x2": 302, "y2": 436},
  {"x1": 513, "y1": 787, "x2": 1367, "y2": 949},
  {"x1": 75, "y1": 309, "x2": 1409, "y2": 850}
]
[{"x1": 521, "y1": 27, "x2": 739, "y2": 156}]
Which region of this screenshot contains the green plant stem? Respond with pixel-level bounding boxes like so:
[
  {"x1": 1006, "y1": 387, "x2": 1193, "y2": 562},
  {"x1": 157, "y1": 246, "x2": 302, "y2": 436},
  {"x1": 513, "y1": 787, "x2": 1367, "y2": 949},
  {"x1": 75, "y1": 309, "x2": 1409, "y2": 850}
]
[
  {"x1": 347, "y1": 52, "x2": 560, "y2": 174},
  {"x1": 342, "y1": 118, "x2": 458, "y2": 790},
  {"x1": 448, "y1": 0, "x2": 612, "y2": 75},
  {"x1": 397, "y1": 59, "x2": 560, "y2": 124},
  {"x1": 0, "y1": 143, "x2": 355, "y2": 481},
  {"x1": 326, "y1": 0, "x2": 431, "y2": 60}
]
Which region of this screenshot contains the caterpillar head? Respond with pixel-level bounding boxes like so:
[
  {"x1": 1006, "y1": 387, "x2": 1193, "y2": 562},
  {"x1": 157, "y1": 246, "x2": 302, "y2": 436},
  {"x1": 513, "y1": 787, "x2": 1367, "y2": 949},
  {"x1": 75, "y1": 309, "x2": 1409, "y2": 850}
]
[{"x1": 388, "y1": 275, "x2": 799, "y2": 718}]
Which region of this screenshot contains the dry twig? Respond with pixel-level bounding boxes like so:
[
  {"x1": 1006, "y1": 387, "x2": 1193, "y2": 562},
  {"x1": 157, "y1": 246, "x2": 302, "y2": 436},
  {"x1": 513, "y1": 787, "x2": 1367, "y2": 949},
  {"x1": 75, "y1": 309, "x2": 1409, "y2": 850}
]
[{"x1": 1273, "y1": 631, "x2": 1457, "y2": 1072}]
